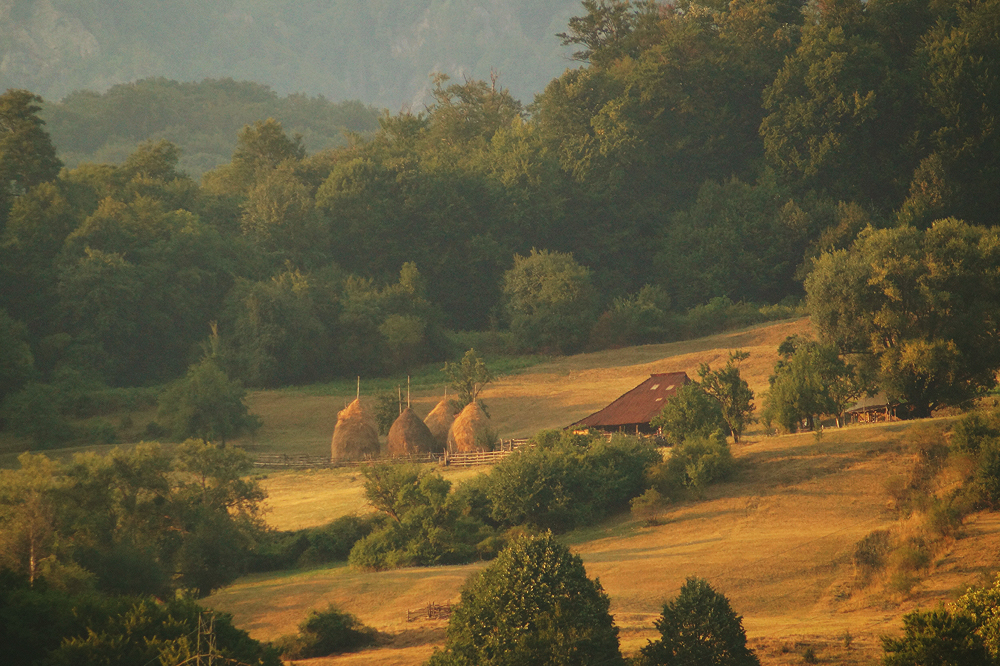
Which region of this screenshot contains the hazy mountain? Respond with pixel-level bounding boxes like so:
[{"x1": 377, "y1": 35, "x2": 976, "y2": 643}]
[{"x1": 0, "y1": 0, "x2": 580, "y2": 109}]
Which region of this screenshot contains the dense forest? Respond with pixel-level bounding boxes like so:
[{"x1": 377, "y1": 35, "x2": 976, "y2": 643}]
[
  {"x1": 2, "y1": 0, "x2": 1000, "y2": 448},
  {"x1": 41, "y1": 78, "x2": 382, "y2": 176},
  {"x1": 0, "y1": 0, "x2": 579, "y2": 110}
]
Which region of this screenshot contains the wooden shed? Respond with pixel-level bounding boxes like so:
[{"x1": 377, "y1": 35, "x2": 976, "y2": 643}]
[{"x1": 845, "y1": 393, "x2": 900, "y2": 424}]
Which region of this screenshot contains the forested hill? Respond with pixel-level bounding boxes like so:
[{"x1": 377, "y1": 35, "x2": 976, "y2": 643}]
[
  {"x1": 40, "y1": 79, "x2": 383, "y2": 177},
  {"x1": 2, "y1": 0, "x2": 1000, "y2": 450},
  {"x1": 0, "y1": 0, "x2": 578, "y2": 110}
]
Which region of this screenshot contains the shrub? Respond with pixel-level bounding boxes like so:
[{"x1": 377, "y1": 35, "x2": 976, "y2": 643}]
[
  {"x1": 248, "y1": 514, "x2": 381, "y2": 572},
  {"x1": 853, "y1": 530, "x2": 891, "y2": 577},
  {"x1": 631, "y1": 488, "x2": 665, "y2": 525},
  {"x1": 274, "y1": 605, "x2": 377, "y2": 659},
  {"x1": 589, "y1": 285, "x2": 676, "y2": 350},
  {"x1": 886, "y1": 570, "x2": 920, "y2": 596},
  {"x1": 485, "y1": 433, "x2": 660, "y2": 532},
  {"x1": 976, "y1": 439, "x2": 1000, "y2": 508},
  {"x1": 298, "y1": 514, "x2": 380, "y2": 566},
  {"x1": 881, "y1": 609, "x2": 991, "y2": 666},
  {"x1": 638, "y1": 577, "x2": 760, "y2": 666},
  {"x1": 348, "y1": 465, "x2": 495, "y2": 570},
  {"x1": 952, "y1": 411, "x2": 1000, "y2": 454},
  {"x1": 889, "y1": 539, "x2": 931, "y2": 572},
  {"x1": 925, "y1": 497, "x2": 964, "y2": 539},
  {"x1": 953, "y1": 573, "x2": 1000, "y2": 659},
  {"x1": 428, "y1": 533, "x2": 624, "y2": 666},
  {"x1": 650, "y1": 431, "x2": 734, "y2": 497}
]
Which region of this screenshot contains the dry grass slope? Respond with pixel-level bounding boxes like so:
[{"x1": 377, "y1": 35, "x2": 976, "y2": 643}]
[
  {"x1": 199, "y1": 318, "x2": 1000, "y2": 664},
  {"x1": 234, "y1": 317, "x2": 811, "y2": 456}
]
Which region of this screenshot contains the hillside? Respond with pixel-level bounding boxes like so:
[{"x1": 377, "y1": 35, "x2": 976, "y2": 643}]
[
  {"x1": 233, "y1": 317, "x2": 811, "y2": 457},
  {"x1": 0, "y1": 0, "x2": 578, "y2": 110},
  {"x1": 202, "y1": 317, "x2": 1000, "y2": 665}
]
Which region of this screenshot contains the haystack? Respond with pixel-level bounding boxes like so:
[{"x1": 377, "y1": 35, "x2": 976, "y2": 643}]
[
  {"x1": 447, "y1": 402, "x2": 494, "y2": 453},
  {"x1": 424, "y1": 398, "x2": 459, "y2": 451},
  {"x1": 387, "y1": 407, "x2": 437, "y2": 456},
  {"x1": 331, "y1": 398, "x2": 379, "y2": 461}
]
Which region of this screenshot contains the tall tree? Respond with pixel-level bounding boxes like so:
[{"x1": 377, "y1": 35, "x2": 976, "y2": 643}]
[
  {"x1": 698, "y1": 351, "x2": 755, "y2": 443},
  {"x1": 805, "y1": 220, "x2": 1000, "y2": 416},
  {"x1": 503, "y1": 249, "x2": 597, "y2": 354},
  {"x1": 0, "y1": 89, "x2": 62, "y2": 224}
]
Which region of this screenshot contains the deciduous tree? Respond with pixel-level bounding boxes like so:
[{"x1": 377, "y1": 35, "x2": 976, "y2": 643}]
[
  {"x1": 639, "y1": 577, "x2": 760, "y2": 666},
  {"x1": 805, "y1": 220, "x2": 1000, "y2": 416},
  {"x1": 698, "y1": 351, "x2": 755, "y2": 443},
  {"x1": 429, "y1": 532, "x2": 624, "y2": 666}
]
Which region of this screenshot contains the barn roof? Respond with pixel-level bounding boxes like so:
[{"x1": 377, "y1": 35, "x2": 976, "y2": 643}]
[{"x1": 572, "y1": 372, "x2": 691, "y2": 428}]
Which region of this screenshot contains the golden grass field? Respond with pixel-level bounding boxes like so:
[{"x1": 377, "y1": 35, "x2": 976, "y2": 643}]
[
  {"x1": 201, "y1": 317, "x2": 1000, "y2": 665},
  {"x1": 233, "y1": 317, "x2": 812, "y2": 456}
]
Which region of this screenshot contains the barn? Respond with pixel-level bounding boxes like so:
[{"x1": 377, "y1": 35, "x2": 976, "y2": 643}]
[{"x1": 570, "y1": 372, "x2": 691, "y2": 434}]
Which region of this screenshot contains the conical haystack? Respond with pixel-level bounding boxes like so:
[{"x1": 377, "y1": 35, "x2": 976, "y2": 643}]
[
  {"x1": 424, "y1": 398, "x2": 459, "y2": 451},
  {"x1": 387, "y1": 407, "x2": 437, "y2": 456},
  {"x1": 331, "y1": 398, "x2": 379, "y2": 461},
  {"x1": 447, "y1": 402, "x2": 494, "y2": 453}
]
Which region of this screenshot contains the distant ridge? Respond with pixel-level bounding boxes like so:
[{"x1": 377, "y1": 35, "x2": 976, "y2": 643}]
[{"x1": 0, "y1": 0, "x2": 579, "y2": 110}]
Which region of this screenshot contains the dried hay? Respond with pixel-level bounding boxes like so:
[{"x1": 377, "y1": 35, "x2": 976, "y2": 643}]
[
  {"x1": 447, "y1": 402, "x2": 496, "y2": 453},
  {"x1": 387, "y1": 407, "x2": 438, "y2": 456},
  {"x1": 331, "y1": 398, "x2": 379, "y2": 461},
  {"x1": 424, "y1": 399, "x2": 459, "y2": 450}
]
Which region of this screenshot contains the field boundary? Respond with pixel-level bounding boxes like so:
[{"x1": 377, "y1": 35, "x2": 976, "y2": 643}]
[
  {"x1": 406, "y1": 602, "x2": 453, "y2": 622},
  {"x1": 253, "y1": 439, "x2": 531, "y2": 469}
]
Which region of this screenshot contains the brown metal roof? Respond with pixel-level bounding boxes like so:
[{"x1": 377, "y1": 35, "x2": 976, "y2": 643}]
[{"x1": 572, "y1": 372, "x2": 691, "y2": 428}]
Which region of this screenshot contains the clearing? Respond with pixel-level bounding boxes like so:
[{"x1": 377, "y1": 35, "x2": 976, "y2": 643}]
[{"x1": 204, "y1": 317, "x2": 1000, "y2": 664}]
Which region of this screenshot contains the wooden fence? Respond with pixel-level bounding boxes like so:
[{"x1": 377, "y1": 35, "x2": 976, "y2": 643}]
[
  {"x1": 406, "y1": 602, "x2": 452, "y2": 622},
  {"x1": 253, "y1": 439, "x2": 530, "y2": 470}
]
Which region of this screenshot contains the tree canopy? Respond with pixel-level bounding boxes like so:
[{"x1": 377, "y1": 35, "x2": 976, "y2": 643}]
[
  {"x1": 429, "y1": 531, "x2": 624, "y2": 666},
  {"x1": 805, "y1": 220, "x2": 1000, "y2": 416}
]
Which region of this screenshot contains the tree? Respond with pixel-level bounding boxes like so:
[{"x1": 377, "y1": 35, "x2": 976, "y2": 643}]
[
  {"x1": 557, "y1": 0, "x2": 661, "y2": 67},
  {"x1": 881, "y1": 609, "x2": 991, "y2": 666},
  {"x1": 698, "y1": 351, "x2": 755, "y2": 443},
  {"x1": 639, "y1": 577, "x2": 760, "y2": 666},
  {"x1": 0, "y1": 309, "x2": 35, "y2": 407},
  {"x1": 157, "y1": 351, "x2": 260, "y2": 445},
  {"x1": 761, "y1": 336, "x2": 860, "y2": 432},
  {"x1": 651, "y1": 382, "x2": 728, "y2": 446},
  {"x1": 503, "y1": 248, "x2": 597, "y2": 354},
  {"x1": 222, "y1": 118, "x2": 306, "y2": 192},
  {"x1": 240, "y1": 165, "x2": 330, "y2": 268},
  {"x1": 0, "y1": 89, "x2": 62, "y2": 223},
  {"x1": 428, "y1": 532, "x2": 624, "y2": 666},
  {"x1": 172, "y1": 439, "x2": 266, "y2": 596},
  {"x1": 760, "y1": 20, "x2": 912, "y2": 206},
  {"x1": 218, "y1": 267, "x2": 336, "y2": 387},
  {"x1": 442, "y1": 348, "x2": 493, "y2": 412},
  {"x1": 805, "y1": 220, "x2": 1000, "y2": 417},
  {"x1": 0, "y1": 453, "x2": 63, "y2": 585}
]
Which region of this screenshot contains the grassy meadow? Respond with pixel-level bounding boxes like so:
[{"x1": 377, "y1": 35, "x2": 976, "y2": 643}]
[
  {"x1": 232, "y1": 317, "x2": 812, "y2": 456},
  {"x1": 201, "y1": 316, "x2": 1000, "y2": 665}
]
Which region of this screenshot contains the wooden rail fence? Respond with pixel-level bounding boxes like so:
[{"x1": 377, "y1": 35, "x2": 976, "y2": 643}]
[
  {"x1": 253, "y1": 439, "x2": 530, "y2": 470},
  {"x1": 407, "y1": 602, "x2": 452, "y2": 622}
]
